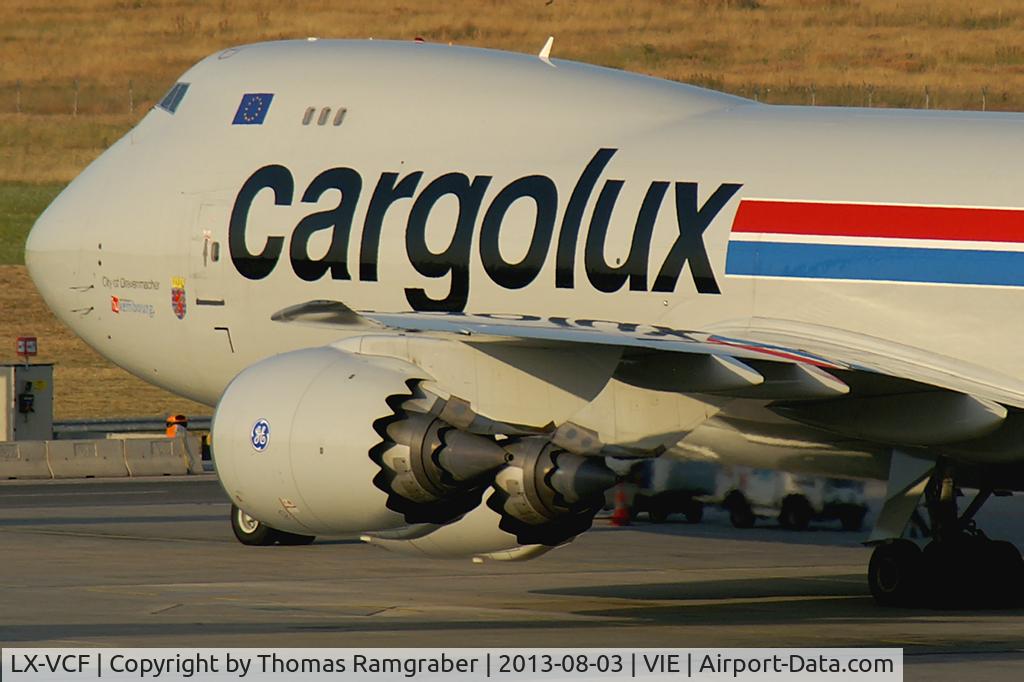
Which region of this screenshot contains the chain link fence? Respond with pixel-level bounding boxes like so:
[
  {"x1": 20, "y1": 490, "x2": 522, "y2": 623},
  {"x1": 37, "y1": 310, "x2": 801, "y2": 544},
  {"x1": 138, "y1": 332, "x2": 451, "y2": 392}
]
[
  {"x1": 1, "y1": 78, "x2": 1014, "y2": 116},
  {"x1": 0, "y1": 81, "x2": 165, "y2": 117}
]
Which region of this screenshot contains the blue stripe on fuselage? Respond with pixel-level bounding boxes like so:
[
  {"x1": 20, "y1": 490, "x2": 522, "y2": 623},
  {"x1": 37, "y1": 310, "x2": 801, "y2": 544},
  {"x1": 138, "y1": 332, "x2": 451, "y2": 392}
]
[{"x1": 725, "y1": 241, "x2": 1024, "y2": 286}]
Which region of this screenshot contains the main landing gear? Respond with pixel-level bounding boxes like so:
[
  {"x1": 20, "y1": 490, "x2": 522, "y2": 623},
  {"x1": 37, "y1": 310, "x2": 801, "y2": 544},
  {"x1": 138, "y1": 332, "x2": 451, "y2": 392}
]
[
  {"x1": 231, "y1": 504, "x2": 316, "y2": 546},
  {"x1": 868, "y1": 466, "x2": 1024, "y2": 608}
]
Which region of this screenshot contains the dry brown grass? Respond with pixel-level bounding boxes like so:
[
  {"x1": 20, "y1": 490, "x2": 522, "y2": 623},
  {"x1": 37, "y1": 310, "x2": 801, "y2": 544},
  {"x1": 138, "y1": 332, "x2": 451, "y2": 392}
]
[
  {"x1": 0, "y1": 265, "x2": 208, "y2": 419},
  {"x1": 4, "y1": 1, "x2": 1024, "y2": 115},
  {"x1": 0, "y1": 114, "x2": 135, "y2": 184},
  {"x1": 4, "y1": 1, "x2": 1024, "y2": 183}
]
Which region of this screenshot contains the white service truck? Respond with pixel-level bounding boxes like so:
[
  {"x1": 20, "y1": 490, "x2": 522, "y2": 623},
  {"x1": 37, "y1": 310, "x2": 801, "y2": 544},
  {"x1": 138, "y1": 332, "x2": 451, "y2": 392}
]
[{"x1": 719, "y1": 467, "x2": 869, "y2": 531}]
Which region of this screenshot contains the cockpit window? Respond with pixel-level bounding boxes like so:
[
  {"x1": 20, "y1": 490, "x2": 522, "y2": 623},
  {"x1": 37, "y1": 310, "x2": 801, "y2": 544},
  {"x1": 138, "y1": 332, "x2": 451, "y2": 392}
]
[{"x1": 157, "y1": 82, "x2": 190, "y2": 114}]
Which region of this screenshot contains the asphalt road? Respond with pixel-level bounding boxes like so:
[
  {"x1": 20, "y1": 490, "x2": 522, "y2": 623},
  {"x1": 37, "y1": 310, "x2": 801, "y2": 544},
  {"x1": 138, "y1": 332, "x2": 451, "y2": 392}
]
[{"x1": 1, "y1": 476, "x2": 1022, "y2": 680}]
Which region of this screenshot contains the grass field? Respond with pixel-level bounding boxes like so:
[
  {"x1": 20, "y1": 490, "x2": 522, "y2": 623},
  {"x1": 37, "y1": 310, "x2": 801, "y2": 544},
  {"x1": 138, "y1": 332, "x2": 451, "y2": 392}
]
[
  {"x1": 0, "y1": 183, "x2": 63, "y2": 264},
  {"x1": 5, "y1": 2, "x2": 1024, "y2": 185},
  {"x1": 0, "y1": 114, "x2": 135, "y2": 184},
  {"x1": 3, "y1": 0, "x2": 1024, "y2": 417}
]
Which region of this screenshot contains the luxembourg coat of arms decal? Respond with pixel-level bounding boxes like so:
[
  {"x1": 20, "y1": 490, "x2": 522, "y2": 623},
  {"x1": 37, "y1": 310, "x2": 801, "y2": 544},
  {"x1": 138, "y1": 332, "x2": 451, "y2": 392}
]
[{"x1": 171, "y1": 277, "x2": 187, "y2": 320}]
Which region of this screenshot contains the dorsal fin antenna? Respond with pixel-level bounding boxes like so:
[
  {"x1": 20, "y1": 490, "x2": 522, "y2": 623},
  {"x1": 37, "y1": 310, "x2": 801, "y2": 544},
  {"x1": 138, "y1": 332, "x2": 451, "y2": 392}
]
[{"x1": 538, "y1": 36, "x2": 555, "y2": 67}]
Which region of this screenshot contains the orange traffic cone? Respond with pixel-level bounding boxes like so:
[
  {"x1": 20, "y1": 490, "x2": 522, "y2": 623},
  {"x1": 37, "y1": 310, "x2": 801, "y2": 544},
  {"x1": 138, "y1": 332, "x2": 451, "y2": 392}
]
[{"x1": 610, "y1": 483, "x2": 631, "y2": 526}]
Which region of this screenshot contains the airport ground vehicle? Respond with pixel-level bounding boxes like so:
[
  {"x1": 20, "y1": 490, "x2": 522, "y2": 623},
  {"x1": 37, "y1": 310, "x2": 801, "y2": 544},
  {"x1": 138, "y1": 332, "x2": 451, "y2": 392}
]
[
  {"x1": 719, "y1": 468, "x2": 868, "y2": 531},
  {"x1": 630, "y1": 459, "x2": 717, "y2": 523}
]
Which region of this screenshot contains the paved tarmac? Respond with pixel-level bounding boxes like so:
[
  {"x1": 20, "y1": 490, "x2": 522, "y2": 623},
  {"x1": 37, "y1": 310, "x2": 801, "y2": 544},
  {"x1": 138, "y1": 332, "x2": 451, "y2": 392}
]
[{"x1": 0, "y1": 476, "x2": 1022, "y2": 680}]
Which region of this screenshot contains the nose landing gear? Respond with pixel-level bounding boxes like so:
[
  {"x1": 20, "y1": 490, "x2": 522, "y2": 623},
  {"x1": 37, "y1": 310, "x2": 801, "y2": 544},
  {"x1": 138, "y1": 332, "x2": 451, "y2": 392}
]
[{"x1": 230, "y1": 504, "x2": 316, "y2": 546}]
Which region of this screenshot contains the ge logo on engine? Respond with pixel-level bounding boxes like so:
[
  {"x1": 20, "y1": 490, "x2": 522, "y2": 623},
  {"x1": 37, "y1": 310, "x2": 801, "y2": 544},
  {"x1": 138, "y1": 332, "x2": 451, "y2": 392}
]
[{"x1": 250, "y1": 418, "x2": 270, "y2": 452}]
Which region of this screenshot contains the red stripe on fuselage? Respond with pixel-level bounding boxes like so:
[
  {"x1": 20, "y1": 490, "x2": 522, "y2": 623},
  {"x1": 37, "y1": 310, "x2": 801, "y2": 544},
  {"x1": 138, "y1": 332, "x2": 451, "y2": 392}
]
[
  {"x1": 732, "y1": 200, "x2": 1024, "y2": 242},
  {"x1": 706, "y1": 337, "x2": 843, "y2": 369}
]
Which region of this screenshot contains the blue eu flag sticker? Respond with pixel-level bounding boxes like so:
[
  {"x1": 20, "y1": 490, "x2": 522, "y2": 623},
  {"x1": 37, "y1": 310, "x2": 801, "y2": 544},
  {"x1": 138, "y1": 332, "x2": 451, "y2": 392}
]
[{"x1": 233, "y1": 93, "x2": 273, "y2": 125}]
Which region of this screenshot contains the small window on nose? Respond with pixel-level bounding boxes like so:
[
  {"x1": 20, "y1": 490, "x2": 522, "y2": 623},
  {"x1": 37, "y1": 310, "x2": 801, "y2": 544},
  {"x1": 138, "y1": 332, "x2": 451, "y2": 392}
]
[
  {"x1": 157, "y1": 82, "x2": 190, "y2": 114},
  {"x1": 317, "y1": 107, "x2": 331, "y2": 125},
  {"x1": 333, "y1": 108, "x2": 347, "y2": 126},
  {"x1": 302, "y1": 107, "x2": 315, "y2": 125}
]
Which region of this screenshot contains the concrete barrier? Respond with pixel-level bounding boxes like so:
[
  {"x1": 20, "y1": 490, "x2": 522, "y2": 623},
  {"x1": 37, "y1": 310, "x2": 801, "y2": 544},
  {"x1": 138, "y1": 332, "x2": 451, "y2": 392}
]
[
  {"x1": 123, "y1": 437, "x2": 190, "y2": 476},
  {"x1": 47, "y1": 439, "x2": 129, "y2": 479},
  {"x1": 0, "y1": 435, "x2": 206, "y2": 480},
  {"x1": 0, "y1": 441, "x2": 52, "y2": 479}
]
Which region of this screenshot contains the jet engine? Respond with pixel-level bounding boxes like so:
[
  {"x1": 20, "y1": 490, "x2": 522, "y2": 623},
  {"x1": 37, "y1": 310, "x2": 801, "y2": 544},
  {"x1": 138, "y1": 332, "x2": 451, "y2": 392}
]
[
  {"x1": 362, "y1": 437, "x2": 618, "y2": 559},
  {"x1": 490, "y1": 437, "x2": 617, "y2": 545},
  {"x1": 212, "y1": 344, "x2": 618, "y2": 554}
]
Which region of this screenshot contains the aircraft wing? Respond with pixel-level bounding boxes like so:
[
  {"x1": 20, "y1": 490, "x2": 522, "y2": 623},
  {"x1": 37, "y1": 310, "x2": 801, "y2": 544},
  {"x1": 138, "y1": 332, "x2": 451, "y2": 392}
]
[
  {"x1": 270, "y1": 300, "x2": 1023, "y2": 566},
  {"x1": 271, "y1": 300, "x2": 847, "y2": 367},
  {"x1": 272, "y1": 299, "x2": 1024, "y2": 410}
]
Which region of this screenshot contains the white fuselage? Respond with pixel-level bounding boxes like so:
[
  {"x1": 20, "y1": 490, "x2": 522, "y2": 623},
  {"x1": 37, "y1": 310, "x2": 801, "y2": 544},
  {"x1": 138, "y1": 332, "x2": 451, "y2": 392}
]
[{"x1": 26, "y1": 40, "x2": 1024, "y2": 436}]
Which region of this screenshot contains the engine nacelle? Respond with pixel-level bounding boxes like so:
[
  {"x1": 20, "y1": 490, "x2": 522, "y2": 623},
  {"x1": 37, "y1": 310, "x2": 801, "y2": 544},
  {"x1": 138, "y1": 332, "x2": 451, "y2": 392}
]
[
  {"x1": 213, "y1": 344, "x2": 618, "y2": 552},
  {"x1": 213, "y1": 346, "x2": 425, "y2": 535},
  {"x1": 215, "y1": 345, "x2": 520, "y2": 536}
]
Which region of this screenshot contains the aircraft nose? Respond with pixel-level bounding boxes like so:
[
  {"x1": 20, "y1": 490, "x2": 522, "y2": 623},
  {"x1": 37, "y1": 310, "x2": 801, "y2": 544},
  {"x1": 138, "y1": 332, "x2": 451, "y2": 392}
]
[{"x1": 25, "y1": 186, "x2": 95, "y2": 317}]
